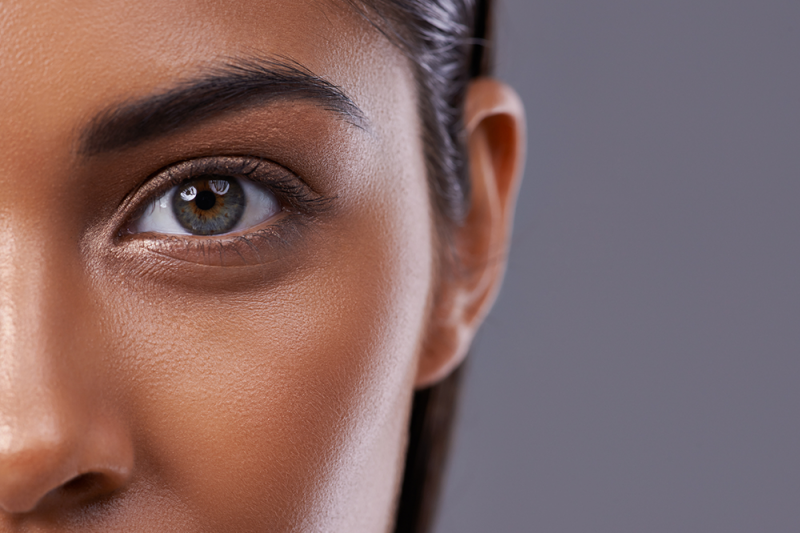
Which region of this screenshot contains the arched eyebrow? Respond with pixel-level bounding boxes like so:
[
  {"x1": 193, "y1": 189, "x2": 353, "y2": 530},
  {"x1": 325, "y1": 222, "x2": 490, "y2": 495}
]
[{"x1": 78, "y1": 56, "x2": 368, "y2": 156}]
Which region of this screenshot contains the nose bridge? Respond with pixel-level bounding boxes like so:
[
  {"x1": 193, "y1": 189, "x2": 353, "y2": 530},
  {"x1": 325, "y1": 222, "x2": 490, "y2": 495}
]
[
  {"x1": 0, "y1": 216, "x2": 132, "y2": 514},
  {"x1": 0, "y1": 214, "x2": 78, "y2": 390}
]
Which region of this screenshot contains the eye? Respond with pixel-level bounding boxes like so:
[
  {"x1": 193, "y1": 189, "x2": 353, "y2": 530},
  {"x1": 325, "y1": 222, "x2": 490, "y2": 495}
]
[{"x1": 131, "y1": 175, "x2": 281, "y2": 237}]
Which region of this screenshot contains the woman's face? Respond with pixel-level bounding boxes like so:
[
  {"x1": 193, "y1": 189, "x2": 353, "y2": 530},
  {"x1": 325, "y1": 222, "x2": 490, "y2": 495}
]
[{"x1": 0, "y1": 1, "x2": 437, "y2": 530}]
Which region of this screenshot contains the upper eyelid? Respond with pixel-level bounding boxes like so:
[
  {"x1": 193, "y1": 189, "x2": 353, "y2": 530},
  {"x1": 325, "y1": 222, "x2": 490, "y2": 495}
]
[
  {"x1": 121, "y1": 156, "x2": 310, "y2": 212},
  {"x1": 150, "y1": 157, "x2": 292, "y2": 193}
]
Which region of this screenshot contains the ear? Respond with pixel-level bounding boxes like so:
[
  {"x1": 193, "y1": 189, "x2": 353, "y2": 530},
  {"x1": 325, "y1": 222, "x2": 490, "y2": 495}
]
[{"x1": 415, "y1": 78, "x2": 526, "y2": 388}]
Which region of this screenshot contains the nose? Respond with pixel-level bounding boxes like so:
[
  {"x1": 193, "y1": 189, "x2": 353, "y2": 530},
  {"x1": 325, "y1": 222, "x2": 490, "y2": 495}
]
[
  {"x1": 0, "y1": 407, "x2": 134, "y2": 514},
  {"x1": 0, "y1": 230, "x2": 133, "y2": 515}
]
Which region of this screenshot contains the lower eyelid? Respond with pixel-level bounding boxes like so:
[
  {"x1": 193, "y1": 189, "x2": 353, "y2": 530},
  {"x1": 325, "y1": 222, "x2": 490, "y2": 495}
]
[{"x1": 130, "y1": 212, "x2": 304, "y2": 268}]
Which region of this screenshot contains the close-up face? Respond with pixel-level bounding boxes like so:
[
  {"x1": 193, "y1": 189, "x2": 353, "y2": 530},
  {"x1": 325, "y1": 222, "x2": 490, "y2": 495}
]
[{"x1": 0, "y1": 1, "x2": 524, "y2": 531}]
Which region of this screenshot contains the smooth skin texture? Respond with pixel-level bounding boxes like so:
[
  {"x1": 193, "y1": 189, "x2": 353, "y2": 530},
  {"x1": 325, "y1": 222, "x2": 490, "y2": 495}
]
[{"x1": 0, "y1": 1, "x2": 525, "y2": 531}]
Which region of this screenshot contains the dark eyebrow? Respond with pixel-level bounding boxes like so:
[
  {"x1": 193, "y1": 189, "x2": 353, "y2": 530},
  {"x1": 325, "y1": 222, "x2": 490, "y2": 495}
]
[{"x1": 78, "y1": 56, "x2": 368, "y2": 156}]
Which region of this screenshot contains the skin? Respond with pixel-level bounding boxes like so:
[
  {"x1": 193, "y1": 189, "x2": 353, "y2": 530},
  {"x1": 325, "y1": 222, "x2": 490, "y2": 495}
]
[{"x1": 0, "y1": 1, "x2": 525, "y2": 531}]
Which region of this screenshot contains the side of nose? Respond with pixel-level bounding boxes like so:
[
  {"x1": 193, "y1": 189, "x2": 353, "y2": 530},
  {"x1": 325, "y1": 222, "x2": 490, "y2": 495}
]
[{"x1": 0, "y1": 229, "x2": 133, "y2": 515}]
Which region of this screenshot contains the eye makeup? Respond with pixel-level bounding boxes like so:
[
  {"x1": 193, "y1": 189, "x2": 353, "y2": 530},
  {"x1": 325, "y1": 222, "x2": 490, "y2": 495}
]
[{"x1": 115, "y1": 155, "x2": 331, "y2": 267}]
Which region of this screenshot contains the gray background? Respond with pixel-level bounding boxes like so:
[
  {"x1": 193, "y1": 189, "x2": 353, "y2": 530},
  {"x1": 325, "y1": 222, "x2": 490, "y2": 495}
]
[{"x1": 437, "y1": 0, "x2": 800, "y2": 531}]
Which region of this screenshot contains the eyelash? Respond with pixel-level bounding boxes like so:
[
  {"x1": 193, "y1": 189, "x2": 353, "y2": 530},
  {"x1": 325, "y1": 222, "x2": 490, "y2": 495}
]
[{"x1": 117, "y1": 156, "x2": 329, "y2": 262}]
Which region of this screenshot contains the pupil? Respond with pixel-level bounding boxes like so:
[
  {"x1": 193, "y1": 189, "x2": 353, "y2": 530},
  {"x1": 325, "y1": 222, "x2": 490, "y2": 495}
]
[{"x1": 194, "y1": 190, "x2": 216, "y2": 210}]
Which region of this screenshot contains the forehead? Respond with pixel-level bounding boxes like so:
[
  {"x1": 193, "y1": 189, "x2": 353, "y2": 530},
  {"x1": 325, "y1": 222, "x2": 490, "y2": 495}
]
[{"x1": 0, "y1": 0, "x2": 402, "y2": 145}]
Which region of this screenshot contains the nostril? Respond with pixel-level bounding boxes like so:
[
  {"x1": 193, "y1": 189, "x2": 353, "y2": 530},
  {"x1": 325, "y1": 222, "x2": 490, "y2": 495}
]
[
  {"x1": 61, "y1": 472, "x2": 102, "y2": 494},
  {"x1": 0, "y1": 470, "x2": 120, "y2": 515},
  {"x1": 8, "y1": 470, "x2": 128, "y2": 515},
  {"x1": 47, "y1": 471, "x2": 126, "y2": 509}
]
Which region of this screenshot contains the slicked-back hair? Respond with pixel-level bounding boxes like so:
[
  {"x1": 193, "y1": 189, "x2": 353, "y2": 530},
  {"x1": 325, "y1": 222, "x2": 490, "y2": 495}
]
[{"x1": 342, "y1": 1, "x2": 495, "y2": 532}]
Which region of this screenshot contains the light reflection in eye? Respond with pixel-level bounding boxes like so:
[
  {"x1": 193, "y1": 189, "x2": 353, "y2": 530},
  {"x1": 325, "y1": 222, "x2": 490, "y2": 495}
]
[
  {"x1": 210, "y1": 180, "x2": 230, "y2": 195},
  {"x1": 133, "y1": 176, "x2": 281, "y2": 236},
  {"x1": 180, "y1": 186, "x2": 198, "y2": 202}
]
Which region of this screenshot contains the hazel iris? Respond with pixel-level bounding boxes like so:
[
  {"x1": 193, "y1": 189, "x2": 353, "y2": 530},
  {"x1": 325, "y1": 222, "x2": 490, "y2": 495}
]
[{"x1": 172, "y1": 177, "x2": 245, "y2": 235}]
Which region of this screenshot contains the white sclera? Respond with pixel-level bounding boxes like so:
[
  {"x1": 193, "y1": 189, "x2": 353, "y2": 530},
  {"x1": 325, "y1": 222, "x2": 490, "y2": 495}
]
[{"x1": 133, "y1": 179, "x2": 281, "y2": 236}]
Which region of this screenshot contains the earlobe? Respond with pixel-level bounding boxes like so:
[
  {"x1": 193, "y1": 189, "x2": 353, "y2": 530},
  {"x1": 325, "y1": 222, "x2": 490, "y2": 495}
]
[{"x1": 416, "y1": 78, "x2": 526, "y2": 388}]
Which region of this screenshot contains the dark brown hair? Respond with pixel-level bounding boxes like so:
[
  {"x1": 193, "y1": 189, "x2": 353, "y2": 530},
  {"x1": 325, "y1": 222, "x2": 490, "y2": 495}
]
[
  {"x1": 394, "y1": 2, "x2": 493, "y2": 530},
  {"x1": 343, "y1": 1, "x2": 495, "y2": 531}
]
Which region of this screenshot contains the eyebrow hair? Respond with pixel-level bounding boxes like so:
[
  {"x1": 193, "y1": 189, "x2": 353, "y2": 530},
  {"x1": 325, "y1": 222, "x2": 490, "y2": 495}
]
[{"x1": 79, "y1": 56, "x2": 368, "y2": 155}]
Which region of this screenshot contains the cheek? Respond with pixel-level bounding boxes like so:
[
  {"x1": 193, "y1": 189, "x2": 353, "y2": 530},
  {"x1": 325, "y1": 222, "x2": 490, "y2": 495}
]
[{"x1": 94, "y1": 160, "x2": 434, "y2": 529}]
